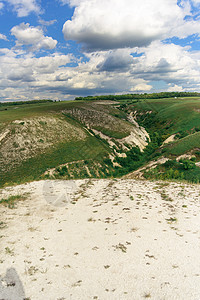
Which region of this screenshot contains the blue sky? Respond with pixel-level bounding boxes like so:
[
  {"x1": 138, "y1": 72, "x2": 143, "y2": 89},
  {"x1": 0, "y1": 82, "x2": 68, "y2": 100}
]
[{"x1": 0, "y1": 0, "x2": 200, "y2": 101}]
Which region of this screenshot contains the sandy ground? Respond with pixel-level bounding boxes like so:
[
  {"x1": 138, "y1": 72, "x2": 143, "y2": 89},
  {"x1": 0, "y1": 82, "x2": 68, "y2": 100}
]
[{"x1": 0, "y1": 179, "x2": 199, "y2": 300}]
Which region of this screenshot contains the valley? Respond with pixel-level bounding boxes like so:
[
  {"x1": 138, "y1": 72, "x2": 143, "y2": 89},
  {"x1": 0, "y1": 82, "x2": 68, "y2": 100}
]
[{"x1": 0, "y1": 93, "x2": 200, "y2": 187}]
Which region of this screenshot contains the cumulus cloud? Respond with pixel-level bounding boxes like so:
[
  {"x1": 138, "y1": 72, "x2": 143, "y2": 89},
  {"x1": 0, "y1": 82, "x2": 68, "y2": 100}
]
[
  {"x1": 168, "y1": 84, "x2": 184, "y2": 92},
  {"x1": 97, "y1": 49, "x2": 134, "y2": 72},
  {"x1": 11, "y1": 23, "x2": 57, "y2": 51},
  {"x1": 0, "y1": 2, "x2": 3, "y2": 9},
  {"x1": 1, "y1": 39, "x2": 200, "y2": 102},
  {"x1": 131, "y1": 81, "x2": 152, "y2": 92},
  {"x1": 0, "y1": 49, "x2": 74, "y2": 100},
  {"x1": 1, "y1": 0, "x2": 200, "y2": 101},
  {"x1": 62, "y1": 0, "x2": 200, "y2": 51},
  {"x1": 59, "y1": 0, "x2": 79, "y2": 6},
  {"x1": 0, "y1": 33, "x2": 7, "y2": 40},
  {"x1": 5, "y1": 0, "x2": 41, "y2": 17},
  {"x1": 38, "y1": 19, "x2": 57, "y2": 26},
  {"x1": 191, "y1": 0, "x2": 200, "y2": 5},
  {"x1": 0, "y1": 47, "x2": 152, "y2": 101},
  {"x1": 129, "y1": 41, "x2": 200, "y2": 91}
]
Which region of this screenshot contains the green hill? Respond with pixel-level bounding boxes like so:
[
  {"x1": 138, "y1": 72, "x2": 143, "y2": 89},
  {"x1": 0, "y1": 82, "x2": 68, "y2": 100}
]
[
  {"x1": 118, "y1": 96, "x2": 200, "y2": 182},
  {"x1": 0, "y1": 95, "x2": 200, "y2": 186}
]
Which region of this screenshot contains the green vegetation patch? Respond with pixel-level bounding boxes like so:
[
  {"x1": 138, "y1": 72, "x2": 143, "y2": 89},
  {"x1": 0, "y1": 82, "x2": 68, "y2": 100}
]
[
  {"x1": 144, "y1": 158, "x2": 200, "y2": 183},
  {"x1": 53, "y1": 158, "x2": 115, "y2": 180},
  {"x1": 1, "y1": 96, "x2": 200, "y2": 186},
  {"x1": 75, "y1": 92, "x2": 200, "y2": 101},
  {"x1": 0, "y1": 136, "x2": 109, "y2": 187},
  {"x1": 118, "y1": 97, "x2": 200, "y2": 139},
  {"x1": 166, "y1": 132, "x2": 200, "y2": 155},
  {"x1": 63, "y1": 104, "x2": 132, "y2": 139},
  {"x1": 0, "y1": 194, "x2": 27, "y2": 208}
]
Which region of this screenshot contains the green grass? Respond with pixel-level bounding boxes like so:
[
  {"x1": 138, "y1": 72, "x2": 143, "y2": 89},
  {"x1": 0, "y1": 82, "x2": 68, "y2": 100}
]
[
  {"x1": 54, "y1": 158, "x2": 115, "y2": 180},
  {"x1": 120, "y1": 96, "x2": 200, "y2": 153},
  {"x1": 0, "y1": 135, "x2": 110, "y2": 187},
  {"x1": 166, "y1": 132, "x2": 200, "y2": 155},
  {"x1": 94, "y1": 126, "x2": 129, "y2": 139},
  {"x1": 116, "y1": 96, "x2": 200, "y2": 182},
  {"x1": 0, "y1": 100, "x2": 116, "y2": 186},
  {"x1": 0, "y1": 195, "x2": 26, "y2": 208},
  {"x1": 143, "y1": 158, "x2": 200, "y2": 183},
  {"x1": 0, "y1": 100, "x2": 85, "y2": 123},
  {"x1": 63, "y1": 103, "x2": 131, "y2": 139},
  {"x1": 129, "y1": 97, "x2": 200, "y2": 134},
  {"x1": 1, "y1": 97, "x2": 200, "y2": 186}
]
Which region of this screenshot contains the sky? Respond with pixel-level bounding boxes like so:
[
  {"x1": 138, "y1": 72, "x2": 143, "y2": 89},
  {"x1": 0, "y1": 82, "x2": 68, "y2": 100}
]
[{"x1": 0, "y1": 0, "x2": 200, "y2": 101}]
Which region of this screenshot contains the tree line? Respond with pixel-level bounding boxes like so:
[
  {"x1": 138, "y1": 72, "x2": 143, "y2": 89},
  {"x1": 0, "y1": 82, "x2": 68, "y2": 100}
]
[
  {"x1": 0, "y1": 99, "x2": 53, "y2": 107},
  {"x1": 75, "y1": 92, "x2": 200, "y2": 101}
]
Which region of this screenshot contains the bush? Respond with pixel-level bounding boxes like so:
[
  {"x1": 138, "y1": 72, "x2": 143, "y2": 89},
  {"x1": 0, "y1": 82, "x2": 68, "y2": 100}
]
[
  {"x1": 163, "y1": 159, "x2": 177, "y2": 168},
  {"x1": 104, "y1": 158, "x2": 113, "y2": 166},
  {"x1": 180, "y1": 159, "x2": 196, "y2": 170},
  {"x1": 190, "y1": 156, "x2": 196, "y2": 162},
  {"x1": 175, "y1": 131, "x2": 188, "y2": 139}
]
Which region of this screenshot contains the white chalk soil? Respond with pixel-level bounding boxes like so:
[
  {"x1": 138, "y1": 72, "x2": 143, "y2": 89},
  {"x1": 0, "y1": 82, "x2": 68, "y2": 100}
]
[{"x1": 0, "y1": 179, "x2": 199, "y2": 300}]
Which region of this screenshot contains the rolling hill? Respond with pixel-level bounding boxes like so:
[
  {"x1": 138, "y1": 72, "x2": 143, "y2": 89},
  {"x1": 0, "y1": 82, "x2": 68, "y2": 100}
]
[{"x1": 0, "y1": 94, "x2": 200, "y2": 186}]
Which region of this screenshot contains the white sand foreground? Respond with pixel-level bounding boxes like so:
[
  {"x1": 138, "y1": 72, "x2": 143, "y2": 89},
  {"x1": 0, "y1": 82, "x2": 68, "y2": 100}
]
[{"x1": 0, "y1": 179, "x2": 199, "y2": 300}]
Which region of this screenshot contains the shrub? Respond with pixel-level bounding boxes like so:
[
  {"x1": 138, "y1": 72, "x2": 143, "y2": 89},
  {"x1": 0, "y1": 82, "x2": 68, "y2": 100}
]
[
  {"x1": 180, "y1": 159, "x2": 196, "y2": 170},
  {"x1": 0, "y1": 195, "x2": 26, "y2": 209}
]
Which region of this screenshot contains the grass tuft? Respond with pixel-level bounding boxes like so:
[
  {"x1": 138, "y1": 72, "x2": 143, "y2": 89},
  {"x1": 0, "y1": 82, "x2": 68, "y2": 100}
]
[{"x1": 0, "y1": 194, "x2": 27, "y2": 208}]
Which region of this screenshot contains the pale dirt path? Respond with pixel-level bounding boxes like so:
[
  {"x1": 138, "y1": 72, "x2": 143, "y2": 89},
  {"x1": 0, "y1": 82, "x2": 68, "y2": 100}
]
[{"x1": 0, "y1": 179, "x2": 199, "y2": 300}]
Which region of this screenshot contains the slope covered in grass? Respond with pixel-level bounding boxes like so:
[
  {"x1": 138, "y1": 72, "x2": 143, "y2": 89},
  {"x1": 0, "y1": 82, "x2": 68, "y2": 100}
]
[
  {"x1": 118, "y1": 96, "x2": 200, "y2": 182},
  {"x1": 118, "y1": 96, "x2": 200, "y2": 149},
  {"x1": 1, "y1": 136, "x2": 108, "y2": 186},
  {"x1": 0, "y1": 100, "x2": 149, "y2": 187},
  {"x1": 124, "y1": 97, "x2": 200, "y2": 134},
  {"x1": 0, "y1": 101, "x2": 105, "y2": 186},
  {"x1": 166, "y1": 132, "x2": 200, "y2": 155},
  {"x1": 1, "y1": 96, "x2": 200, "y2": 186}
]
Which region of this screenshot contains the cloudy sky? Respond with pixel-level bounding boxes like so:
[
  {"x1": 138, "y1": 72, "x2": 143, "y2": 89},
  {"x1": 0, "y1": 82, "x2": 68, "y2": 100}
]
[{"x1": 0, "y1": 0, "x2": 200, "y2": 101}]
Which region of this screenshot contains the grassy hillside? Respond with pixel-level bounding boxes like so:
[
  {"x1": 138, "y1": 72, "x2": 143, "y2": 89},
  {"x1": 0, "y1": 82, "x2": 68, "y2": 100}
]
[
  {"x1": 119, "y1": 97, "x2": 200, "y2": 133},
  {"x1": 0, "y1": 96, "x2": 200, "y2": 186},
  {"x1": 166, "y1": 132, "x2": 200, "y2": 155},
  {"x1": 118, "y1": 96, "x2": 200, "y2": 182},
  {"x1": 0, "y1": 100, "x2": 148, "y2": 187}
]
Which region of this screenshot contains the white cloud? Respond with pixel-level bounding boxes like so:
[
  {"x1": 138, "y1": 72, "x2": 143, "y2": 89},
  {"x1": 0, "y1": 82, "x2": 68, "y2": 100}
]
[
  {"x1": 168, "y1": 84, "x2": 184, "y2": 92},
  {"x1": 59, "y1": 0, "x2": 69, "y2": 4},
  {"x1": 0, "y1": 49, "x2": 74, "y2": 100},
  {"x1": 63, "y1": 0, "x2": 200, "y2": 51},
  {"x1": 38, "y1": 19, "x2": 57, "y2": 26},
  {"x1": 1, "y1": 40, "x2": 200, "y2": 101},
  {"x1": 5, "y1": 0, "x2": 41, "y2": 17},
  {"x1": 0, "y1": 47, "x2": 153, "y2": 101},
  {"x1": 1, "y1": 0, "x2": 200, "y2": 101},
  {"x1": 131, "y1": 82, "x2": 152, "y2": 92},
  {"x1": 11, "y1": 23, "x2": 57, "y2": 51},
  {"x1": 0, "y1": 33, "x2": 7, "y2": 40},
  {"x1": 191, "y1": 0, "x2": 200, "y2": 5},
  {"x1": 129, "y1": 41, "x2": 200, "y2": 91},
  {"x1": 0, "y1": 2, "x2": 3, "y2": 9},
  {"x1": 97, "y1": 49, "x2": 134, "y2": 72},
  {"x1": 59, "y1": 0, "x2": 79, "y2": 6}
]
